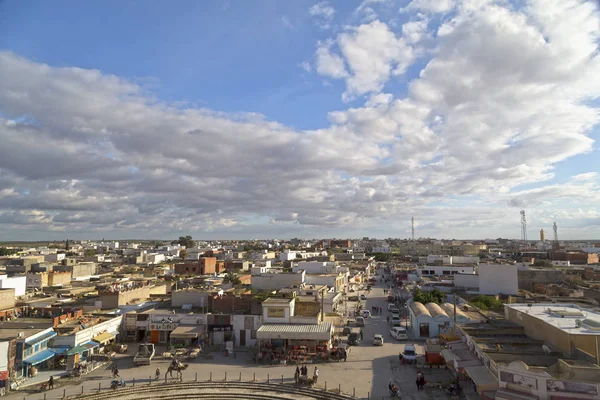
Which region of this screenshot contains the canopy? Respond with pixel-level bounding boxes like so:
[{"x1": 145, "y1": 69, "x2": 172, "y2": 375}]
[
  {"x1": 170, "y1": 326, "x2": 203, "y2": 339},
  {"x1": 93, "y1": 332, "x2": 115, "y2": 345},
  {"x1": 440, "y1": 349, "x2": 457, "y2": 362},
  {"x1": 67, "y1": 340, "x2": 100, "y2": 356},
  {"x1": 257, "y1": 323, "x2": 332, "y2": 341},
  {"x1": 465, "y1": 365, "x2": 498, "y2": 393},
  {"x1": 23, "y1": 349, "x2": 55, "y2": 365}
]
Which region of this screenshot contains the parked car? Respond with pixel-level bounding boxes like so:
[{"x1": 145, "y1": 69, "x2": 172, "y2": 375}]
[
  {"x1": 373, "y1": 334, "x2": 384, "y2": 346},
  {"x1": 342, "y1": 326, "x2": 352, "y2": 336},
  {"x1": 360, "y1": 294, "x2": 367, "y2": 300},
  {"x1": 387, "y1": 304, "x2": 399, "y2": 312},
  {"x1": 401, "y1": 344, "x2": 417, "y2": 363},
  {"x1": 348, "y1": 295, "x2": 359, "y2": 302},
  {"x1": 389, "y1": 327, "x2": 408, "y2": 340},
  {"x1": 356, "y1": 316, "x2": 365, "y2": 326},
  {"x1": 362, "y1": 310, "x2": 371, "y2": 319}
]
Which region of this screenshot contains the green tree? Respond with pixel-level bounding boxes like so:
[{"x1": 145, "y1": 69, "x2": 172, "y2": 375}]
[
  {"x1": 175, "y1": 235, "x2": 195, "y2": 248},
  {"x1": 179, "y1": 249, "x2": 188, "y2": 261},
  {"x1": 413, "y1": 288, "x2": 445, "y2": 304},
  {"x1": 84, "y1": 249, "x2": 96, "y2": 258},
  {"x1": 223, "y1": 272, "x2": 241, "y2": 285},
  {"x1": 470, "y1": 295, "x2": 503, "y2": 310}
]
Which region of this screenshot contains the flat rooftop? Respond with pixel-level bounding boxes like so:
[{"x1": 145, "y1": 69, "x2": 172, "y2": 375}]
[{"x1": 506, "y1": 303, "x2": 600, "y2": 335}]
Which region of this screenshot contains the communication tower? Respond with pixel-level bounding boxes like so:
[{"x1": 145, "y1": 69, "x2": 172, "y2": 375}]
[
  {"x1": 553, "y1": 222, "x2": 559, "y2": 250},
  {"x1": 411, "y1": 216, "x2": 415, "y2": 241},
  {"x1": 520, "y1": 210, "x2": 528, "y2": 247}
]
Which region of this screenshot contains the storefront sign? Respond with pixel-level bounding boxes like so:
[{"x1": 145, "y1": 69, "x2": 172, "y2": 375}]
[
  {"x1": 500, "y1": 371, "x2": 537, "y2": 389},
  {"x1": 149, "y1": 323, "x2": 177, "y2": 331},
  {"x1": 208, "y1": 325, "x2": 232, "y2": 332}
]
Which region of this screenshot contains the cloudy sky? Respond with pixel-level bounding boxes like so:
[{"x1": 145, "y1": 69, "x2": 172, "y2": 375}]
[{"x1": 0, "y1": 0, "x2": 599, "y2": 241}]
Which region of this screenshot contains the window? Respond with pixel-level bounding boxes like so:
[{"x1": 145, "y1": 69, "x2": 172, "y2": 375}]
[
  {"x1": 267, "y1": 307, "x2": 285, "y2": 318},
  {"x1": 250, "y1": 330, "x2": 257, "y2": 339},
  {"x1": 443, "y1": 270, "x2": 451, "y2": 275},
  {"x1": 451, "y1": 271, "x2": 458, "y2": 275}
]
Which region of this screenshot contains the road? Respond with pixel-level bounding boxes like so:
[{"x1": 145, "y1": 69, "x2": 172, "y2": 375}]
[{"x1": 10, "y1": 268, "x2": 479, "y2": 400}]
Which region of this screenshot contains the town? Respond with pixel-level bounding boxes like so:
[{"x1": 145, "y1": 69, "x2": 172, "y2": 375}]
[{"x1": 0, "y1": 234, "x2": 599, "y2": 400}]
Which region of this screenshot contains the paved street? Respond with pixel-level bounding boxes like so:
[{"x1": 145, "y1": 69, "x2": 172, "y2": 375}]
[{"x1": 10, "y1": 270, "x2": 479, "y2": 400}]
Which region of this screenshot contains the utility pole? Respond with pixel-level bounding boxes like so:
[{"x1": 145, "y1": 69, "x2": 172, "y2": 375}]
[{"x1": 320, "y1": 287, "x2": 325, "y2": 323}]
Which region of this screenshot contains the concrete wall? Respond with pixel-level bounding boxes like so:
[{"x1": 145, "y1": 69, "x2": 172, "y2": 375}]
[
  {"x1": 26, "y1": 273, "x2": 48, "y2": 288},
  {"x1": 0, "y1": 288, "x2": 16, "y2": 309},
  {"x1": 53, "y1": 262, "x2": 97, "y2": 278},
  {"x1": 479, "y1": 264, "x2": 518, "y2": 295},
  {"x1": 171, "y1": 289, "x2": 209, "y2": 308},
  {"x1": 231, "y1": 315, "x2": 261, "y2": 347},
  {"x1": 293, "y1": 261, "x2": 337, "y2": 274},
  {"x1": 49, "y1": 271, "x2": 72, "y2": 286},
  {"x1": 251, "y1": 271, "x2": 305, "y2": 291},
  {"x1": 454, "y1": 274, "x2": 479, "y2": 289},
  {"x1": 517, "y1": 268, "x2": 564, "y2": 290},
  {"x1": 100, "y1": 284, "x2": 169, "y2": 309},
  {"x1": 505, "y1": 307, "x2": 572, "y2": 355}
]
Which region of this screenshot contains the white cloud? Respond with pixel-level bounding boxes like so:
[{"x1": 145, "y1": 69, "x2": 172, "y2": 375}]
[
  {"x1": 309, "y1": 1, "x2": 335, "y2": 28},
  {"x1": 314, "y1": 20, "x2": 415, "y2": 101},
  {"x1": 315, "y1": 41, "x2": 348, "y2": 78},
  {"x1": 403, "y1": 0, "x2": 455, "y2": 13},
  {"x1": 1, "y1": 0, "x2": 600, "y2": 239}
]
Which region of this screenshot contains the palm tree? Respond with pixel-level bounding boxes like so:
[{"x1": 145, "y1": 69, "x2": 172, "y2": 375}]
[{"x1": 223, "y1": 271, "x2": 241, "y2": 285}]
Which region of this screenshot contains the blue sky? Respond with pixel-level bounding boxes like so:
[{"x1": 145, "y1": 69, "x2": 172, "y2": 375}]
[{"x1": 0, "y1": 0, "x2": 599, "y2": 240}]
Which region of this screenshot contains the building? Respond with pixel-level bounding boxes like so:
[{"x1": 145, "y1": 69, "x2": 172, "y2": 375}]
[
  {"x1": 456, "y1": 264, "x2": 520, "y2": 295},
  {"x1": 174, "y1": 257, "x2": 218, "y2": 275},
  {"x1": 304, "y1": 272, "x2": 347, "y2": 292},
  {"x1": 293, "y1": 261, "x2": 338, "y2": 274},
  {"x1": 409, "y1": 302, "x2": 439, "y2": 338},
  {"x1": 171, "y1": 289, "x2": 210, "y2": 309},
  {"x1": 53, "y1": 262, "x2": 97, "y2": 278},
  {"x1": 496, "y1": 359, "x2": 600, "y2": 400},
  {"x1": 505, "y1": 304, "x2": 600, "y2": 360},
  {"x1": 417, "y1": 265, "x2": 476, "y2": 277},
  {"x1": 44, "y1": 253, "x2": 65, "y2": 263},
  {"x1": 0, "y1": 275, "x2": 26, "y2": 296},
  {"x1": 251, "y1": 270, "x2": 306, "y2": 291},
  {"x1": 256, "y1": 297, "x2": 333, "y2": 357},
  {"x1": 15, "y1": 327, "x2": 57, "y2": 378},
  {"x1": 224, "y1": 260, "x2": 250, "y2": 272}
]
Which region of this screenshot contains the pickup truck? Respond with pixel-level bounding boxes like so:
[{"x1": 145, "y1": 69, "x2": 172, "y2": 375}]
[{"x1": 133, "y1": 343, "x2": 155, "y2": 366}]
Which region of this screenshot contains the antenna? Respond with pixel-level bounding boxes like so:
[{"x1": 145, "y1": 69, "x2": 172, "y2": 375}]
[
  {"x1": 520, "y1": 210, "x2": 528, "y2": 247},
  {"x1": 411, "y1": 217, "x2": 415, "y2": 241}
]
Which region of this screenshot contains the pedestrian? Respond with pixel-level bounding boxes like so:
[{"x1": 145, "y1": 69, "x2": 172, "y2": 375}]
[
  {"x1": 294, "y1": 366, "x2": 300, "y2": 383},
  {"x1": 155, "y1": 367, "x2": 161, "y2": 380},
  {"x1": 359, "y1": 329, "x2": 363, "y2": 340},
  {"x1": 113, "y1": 365, "x2": 119, "y2": 378},
  {"x1": 313, "y1": 367, "x2": 319, "y2": 384},
  {"x1": 48, "y1": 376, "x2": 54, "y2": 390}
]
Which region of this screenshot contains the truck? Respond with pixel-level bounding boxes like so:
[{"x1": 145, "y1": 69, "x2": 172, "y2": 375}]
[
  {"x1": 424, "y1": 339, "x2": 445, "y2": 367},
  {"x1": 133, "y1": 343, "x2": 155, "y2": 366}
]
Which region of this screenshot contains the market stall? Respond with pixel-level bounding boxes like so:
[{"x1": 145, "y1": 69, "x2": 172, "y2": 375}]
[{"x1": 256, "y1": 323, "x2": 332, "y2": 363}]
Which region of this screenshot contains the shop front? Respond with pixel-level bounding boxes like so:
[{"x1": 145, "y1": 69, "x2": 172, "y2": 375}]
[
  {"x1": 65, "y1": 340, "x2": 99, "y2": 371},
  {"x1": 169, "y1": 326, "x2": 204, "y2": 348},
  {"x1": 256, "y1": 323, "x2": 332, "y2": 364},
  {"x1": 19, "y1": 330, "x2": 58, "y2": 377},
  {"x1": 149, "y1": 322, "x2": 178, "y2": 344}
]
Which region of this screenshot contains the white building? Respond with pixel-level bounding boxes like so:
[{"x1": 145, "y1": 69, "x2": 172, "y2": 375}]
[
  {"x1": 251, "y1": 270, "x2": 306, "y2": 291},
  {"x1": 293, "y1": 261, "x2": 338, "y2": 274},
  {"x1": 0, "y1": 274, "x2": 26, "y2": 296},
  {"x1": 52, "y1": 316, "x2": 122, "y2": 348},
  {"x1": 478, "y1": 264, "x2": 518, "y2": 295},
  {"x1": 409, "y1": 302, "x2": 437, "y2": 338},
  {"x1": 278, "y1": 250, "x2": 297, "y2": 261},
  {"x1": 146, "y1": 253, "x2": 166, "y2": 265},
  {"x1": 44, "y1": 253, "x2": 66, "y2": 263},
  {"x1": 417, "y1": 265, "x2": 476, "y2": 277}
]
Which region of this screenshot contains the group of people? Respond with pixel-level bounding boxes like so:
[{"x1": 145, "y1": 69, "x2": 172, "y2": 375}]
[
  {"x1": 294, "y1": 365, "x2": 318, "y2": 384},
  {"x1": 370, "y1": 305, "x2": 383, "y2": 315}
]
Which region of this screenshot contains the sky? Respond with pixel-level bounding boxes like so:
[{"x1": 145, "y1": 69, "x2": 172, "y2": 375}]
[{"x1": 0, "y1": 0, "x2": 599, "y2": 241}]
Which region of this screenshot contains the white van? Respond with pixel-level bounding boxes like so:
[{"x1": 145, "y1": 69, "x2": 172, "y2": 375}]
[{"x1": 389, "y1": 327, "x2": 408, "y2": 340}]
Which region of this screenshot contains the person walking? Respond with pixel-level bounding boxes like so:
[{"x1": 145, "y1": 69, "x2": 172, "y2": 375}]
[
  {"x1": 48, "y1": 376, "x2": 54, "y2": 390},
  {"x1": 294, "y1": 366, "x2": 300, "y2": 383},
  {"x1": 155, "y1": 367, "x2": 161, "y2": 380},
  {"x1": 112, "y1": 365, "x2": 120, "y2": 378},
  {"x1": 359, "y1": 329, "x2": 363, "y2": 341},
  {"x1": 313, "y1": 367, "x2": 319, "y2": 384}
]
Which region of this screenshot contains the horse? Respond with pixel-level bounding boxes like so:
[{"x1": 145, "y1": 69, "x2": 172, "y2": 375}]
[{"x1": 165, "y1": 363, "x2": 189, "y2": 380}]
